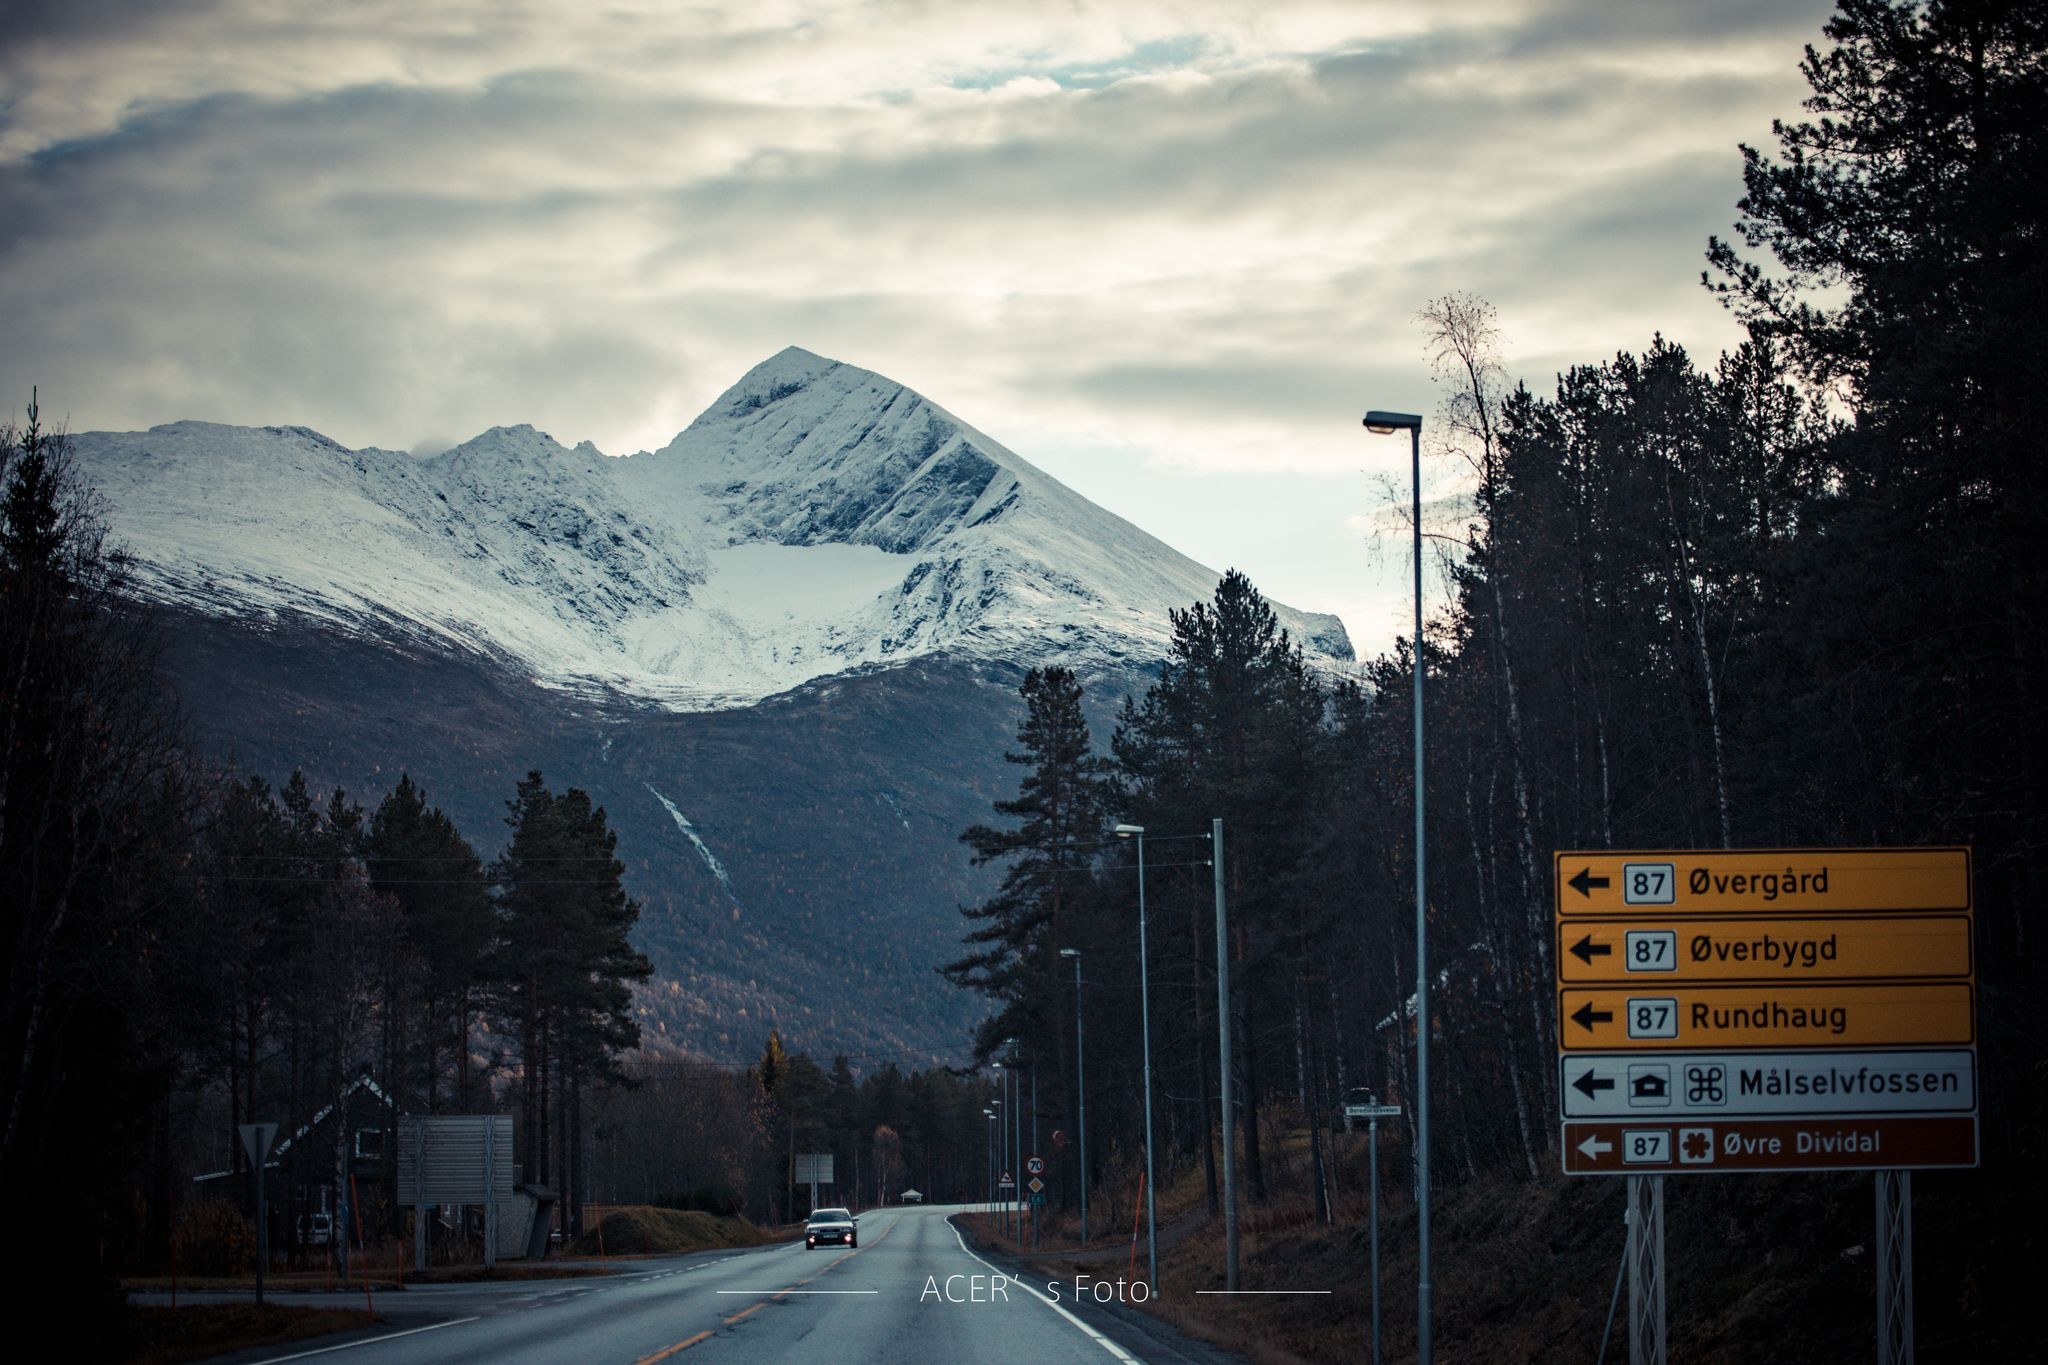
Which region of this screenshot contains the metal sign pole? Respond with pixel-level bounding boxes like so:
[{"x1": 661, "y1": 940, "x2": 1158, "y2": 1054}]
[
  {"x1": 483, "y1": 1117, "x2": 497, "y2": 1271},
  {"x1": 1369, "y1": 1116, "x2": 1382, "y2": 1365},
  {"x1": 253, "y1": 1163, "x2": 268, "y2": 1305},
  {"x1": 413, "y1": 1118, "x2": 427, "y2": 1273},
  {"x1": 1213, "y1": 817, "x2": 1239, "y2": 1292},
  {"x1": 1877, "y1": 1170, "x2": 1915, "y2": 1364},
  {"x1": 1627, "y1": 1175, "x2": 1665, "y2": 1365},
  {"x1": 237, "y1": 1123, "x2": 277, "y2": 1305},
  {"x1": 1075, "y1": 952, "x2": 1088, "y2": 1245}
]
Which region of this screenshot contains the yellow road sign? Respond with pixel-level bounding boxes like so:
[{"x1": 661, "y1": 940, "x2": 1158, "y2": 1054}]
[
  {"x1": 1557, "y1": 983, "x2": 1974, "y2": 1051},
  {"x1": 1556, "y1": 915, "x2": 1973, "y2": 985},
  {"x1": 1554, "y1": 848, "x2": 1970, "y2": 916}
]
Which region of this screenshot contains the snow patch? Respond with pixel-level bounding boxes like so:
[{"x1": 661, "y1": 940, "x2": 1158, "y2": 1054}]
[
  {"x1": 878, "y1": 790, "x2": 912, "y2": 831},
  {"x1": 645, "y1": 783, "x2": 740, "y2": 906}
]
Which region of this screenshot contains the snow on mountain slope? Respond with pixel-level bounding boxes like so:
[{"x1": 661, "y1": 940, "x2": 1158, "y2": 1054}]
[{"x1": 72, "y1": 348, "x2": 1352, "y2": 707}]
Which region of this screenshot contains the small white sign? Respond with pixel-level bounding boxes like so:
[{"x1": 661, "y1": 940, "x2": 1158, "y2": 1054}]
[
  {"x1": 1623, "y1": 863, "x2": 1677, "y2": 904},
  {"x1": 1624, "y1": 929, "x2": 1678, "y2": 972},
  {"x1": 1622, "y1": 1129, "x2": 1672, "y2": 1164},
  {"x1": 1626, "y1": 997, "x2": 1679, "y2": 1039}
]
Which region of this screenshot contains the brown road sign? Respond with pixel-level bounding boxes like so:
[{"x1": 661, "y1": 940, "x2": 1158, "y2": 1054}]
[
  {"x1": 1554, "y1": 848, "x2": 1970, "y2": 916},
  {"x1": 1556, "y1": 915, "x2": 1973, "y2": 985},
  {"x1": 1560, "y1": 1114, "x2": 1978, "y2": 1175},
  {"x1": 1557, "y1": 983, "x2": 1975, "y2": 1051}
]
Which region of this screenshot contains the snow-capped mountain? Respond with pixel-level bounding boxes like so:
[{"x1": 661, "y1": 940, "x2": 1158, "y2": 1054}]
[
  {"x1": 72, "y1": 347, "x2": 1351, "y2": 708},
  {"x1": 69, "y1": 348, "x2": 1353, "y2": 1062}
]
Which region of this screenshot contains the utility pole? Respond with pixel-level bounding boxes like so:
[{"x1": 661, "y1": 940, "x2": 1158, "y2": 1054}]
[
  {"x1": 1116, "y1": 823, "x2": 1159, "y2": 1290},
  {"x1": 1214, "y1": 817, "x2": 1239, "y2": 1292},
  {"x1": 1062, "y1": 948, "x2": 1087, "y2": 1245}
]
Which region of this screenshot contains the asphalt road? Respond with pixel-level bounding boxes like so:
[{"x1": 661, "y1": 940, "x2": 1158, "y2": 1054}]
[{"x1": 163, "y1": 1204, "x2": 1234, "y2": 1365}]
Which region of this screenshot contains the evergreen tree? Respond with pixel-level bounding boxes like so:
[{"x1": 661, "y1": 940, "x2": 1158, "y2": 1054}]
[
  {"x1": 0, "y1": 392, "x2": 190, "y2": 1342},
  {"x1": 944, "y1": 665, "x2": 1111, "y2": 1054},
  {"x1": 1707, "y1": 0, "x2": 2047, "y2": 992},
  {"x1": 366, "y1": 775, "x2": 492, "y2": 1111},
  {"x1": 491, "y1": 770, "x2": 650, "y2": 1226}
]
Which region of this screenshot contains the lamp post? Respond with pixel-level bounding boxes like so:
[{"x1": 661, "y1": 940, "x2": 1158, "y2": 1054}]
[
  {"x1": 1362, "y1": 407, "x2": 1430, "y2": 1365},
  {"x1": 1060, "y1": 948, "x2": 1087, "y2": 1244},
  {"x1": 993, "y1": 1088, "x2": 1006, "y2": 1235},
  {"x1": 1113, "y1": 822, "x2": 1158, "y2": 1289},
  {"x1": 984, "y1": 1108, "x2": 995, "y2": 1216},
  {"x1": 1031, "y1": 1061, "x2": 1040, "y2": 1249},
  {"x1": 1008, "y1": 1038, "x2": 1021, "y2": 1244}
]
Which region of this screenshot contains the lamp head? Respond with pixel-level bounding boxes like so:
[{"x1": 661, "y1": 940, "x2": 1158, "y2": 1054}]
[
  {"x1": 1113, "y1": 823, "x2": 1144, "y2": 837},
  {"x1": 1363, "y1": 409, "x2": 1423, "y2": 435},
  {"x1": 1060, "y1": 948, "x2": 1079, "y2": 958}
]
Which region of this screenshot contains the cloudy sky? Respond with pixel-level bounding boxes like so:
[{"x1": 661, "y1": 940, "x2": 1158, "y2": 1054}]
[{"x1": 0, "y1": 0, "x2": 1836, "y2": 658}]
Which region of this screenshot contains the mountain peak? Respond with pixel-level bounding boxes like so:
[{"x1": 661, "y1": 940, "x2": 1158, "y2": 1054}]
[
  {"x1": 67, "y1": 349, "x2": 1352, "y2": 709},
  {"x1": 712, "y1": 345, "x2": 846, "y2": 417}
]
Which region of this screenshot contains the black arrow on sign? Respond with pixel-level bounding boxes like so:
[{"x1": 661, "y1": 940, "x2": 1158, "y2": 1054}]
[
  {"x1": 1571, "y1": 1001, "x2": 1614, "y2": 1032},
  {"x1": 1572, "y1": 1070, "x2": 1615, "y2": 1100},
  {"x1": 1568, "y1": 867, "x2": 1611, "y2": 898},
  {"x1": 1569, "y1": 934, "x2": 1612, "y2": 966}
]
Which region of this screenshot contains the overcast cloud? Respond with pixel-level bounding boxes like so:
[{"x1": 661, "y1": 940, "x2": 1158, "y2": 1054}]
[{"x1": 0, "y1": 0, "x2": 1838, "y2": 655}]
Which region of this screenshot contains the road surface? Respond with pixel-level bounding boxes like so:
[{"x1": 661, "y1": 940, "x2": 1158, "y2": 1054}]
[{"x1": 159, "y1": 1204, "x2": 1234, "y2": 1364}]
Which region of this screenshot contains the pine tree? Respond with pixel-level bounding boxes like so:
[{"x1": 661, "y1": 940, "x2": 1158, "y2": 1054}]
[
  {"x1": 491, "y1": 770, "x2": 650, "y2": 1225},
  {"x1": 366, "y1": 774, "x2": 492, "y2": 1113},
  {"x1": 943, "y1": 665, "x2": 1110, "y2": 1055}
]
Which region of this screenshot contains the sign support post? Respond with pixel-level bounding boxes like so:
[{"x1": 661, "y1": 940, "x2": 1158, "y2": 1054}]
[
  {"x1": 412, "y1": 1118, "x2": 428, "y2": 1273},
  {"x1": 1342, "y1": 1096, "x2": 1402, "y2": 1365},
  {"x1": 1877, "y1": 1170, "x2": 1914, "y2": 1365},
  {"x1": 1555, "y1": 847, "x2": 1973, "y2": 1365},
  {"x1": 1626, "y1": 1175, "x2": 1665, "y2": 1365},
  {"x1": 1369, "y1": 1112, "x2": 1383, "y2": 1365},
  {"x1": 482, "y1": 1119, "x2": 497, "y2": 1270},
  {"x1": 237, "y1": 1122, "x2": 278, "y2": 1305},
  {"x1": 1213, "y1": 817, "x2": 1239, "y2": 1293}
]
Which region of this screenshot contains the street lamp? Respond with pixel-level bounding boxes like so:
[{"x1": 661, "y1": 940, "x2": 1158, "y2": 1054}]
[
  {"x1": 1113, "y1": 822, "x2": 1159, "y2": 1289},
  {"x1": 1060, "y1": 948, "x2": 1087, "y2": 1243},
  {"x1": 1007, "y1": 1038, "x2": 1021, "y2": 1244},
  {"x1": 992, "y1": 1090, "x2": 1006, "y2": 1234},
  {"x1": 1362, "y1": 407, "x2": 1431, "y2": 1365},
  {"x1": 983, "y1": 1108, "x2": 996, "y2": 1217}
]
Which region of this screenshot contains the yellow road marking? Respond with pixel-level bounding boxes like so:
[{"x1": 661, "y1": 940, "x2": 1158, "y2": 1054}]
[
  {"x1": 632, "y1": 1213, "x2": 896, "y2": 1361},
  {"x1": 632, "y1": 1330, "x2": 711, "y2": 1364}
]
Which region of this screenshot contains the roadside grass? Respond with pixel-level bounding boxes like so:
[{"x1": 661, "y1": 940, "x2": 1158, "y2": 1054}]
[
  {"x1": 1070, "y1": 1126, "x2": 2038, "y2": 1364},
  {"x1": 117, "y1": 1304, "x2": 376, "y2": 1364},
  {"x1": 569, "y1": 1206, "x2": 778, "y2": 1257}
]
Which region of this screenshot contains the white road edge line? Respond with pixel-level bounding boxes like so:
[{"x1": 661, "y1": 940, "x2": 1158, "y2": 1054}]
[
  {"x1": 247, "y1": 1316, "x2": 483, "y2": 1364},
  {"x1": 947, "y1": 1221, "x2": 1139, "y2": 1364}
]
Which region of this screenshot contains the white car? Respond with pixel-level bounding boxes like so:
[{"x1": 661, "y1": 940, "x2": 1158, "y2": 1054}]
[{"x1": 805, "y1": 1208, "x2": 857, "y2": 1249}]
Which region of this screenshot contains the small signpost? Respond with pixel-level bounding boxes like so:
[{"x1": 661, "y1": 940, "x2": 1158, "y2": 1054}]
[
  {"x1": 238, "y1": 1122, "x2": 278, "y2": 1303},
  {"x1": 1342, "y1": 1097, "x2": 1402, "y2": 1365},
  {"x1": 1555, "y1": 847, "x2": 1975, "y2": 1365}
]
